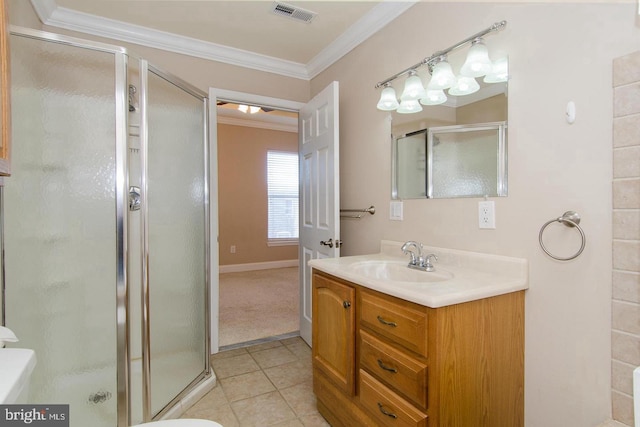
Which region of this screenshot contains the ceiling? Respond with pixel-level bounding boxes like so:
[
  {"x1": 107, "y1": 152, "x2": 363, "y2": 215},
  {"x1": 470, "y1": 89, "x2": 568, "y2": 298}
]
[{"x1": 30, "y1": 0, "x2": 417, "y2": 80}]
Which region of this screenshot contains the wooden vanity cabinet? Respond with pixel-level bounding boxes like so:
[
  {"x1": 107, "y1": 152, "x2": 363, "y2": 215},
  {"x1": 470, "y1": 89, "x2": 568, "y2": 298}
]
[
  {"x1": 312, "y1": 272, "x2": 356, "y2": 396},
  {"x1": 312, "y1": 270, "x2": 525, "y2": 427}
]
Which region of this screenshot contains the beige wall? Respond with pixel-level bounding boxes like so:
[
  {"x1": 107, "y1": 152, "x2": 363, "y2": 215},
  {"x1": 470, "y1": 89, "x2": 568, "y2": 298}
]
[
  {"x1": 456, "y1": 94, "x2": 507, "y2": 124},
  {"x1": 312, "y1": 3, "x2": 640, "y2": 427},
  {"x1": 612, "y1": 50, "x2": 640, "y2": 426},
  {"x1": 9, "y1": 0, "x2": 640, "y2": 425},
  {"x1": 218, "y1": 123, "x2": 298, "y2": 266}
]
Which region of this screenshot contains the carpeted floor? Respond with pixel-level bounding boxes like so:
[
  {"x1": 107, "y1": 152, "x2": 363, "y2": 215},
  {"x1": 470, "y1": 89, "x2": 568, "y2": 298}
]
[{"x1": 219, "y1": 267, "x2": 299, "y2": 347}]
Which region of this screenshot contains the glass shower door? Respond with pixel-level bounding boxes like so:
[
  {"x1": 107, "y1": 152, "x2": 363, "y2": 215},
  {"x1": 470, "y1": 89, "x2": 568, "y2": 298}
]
[
  {"x1": 3, "y1": 32, "x2": 126, "y2": 427},
  {"x1": 141, "y1": 63, "x2": 209, "y2": 419}
]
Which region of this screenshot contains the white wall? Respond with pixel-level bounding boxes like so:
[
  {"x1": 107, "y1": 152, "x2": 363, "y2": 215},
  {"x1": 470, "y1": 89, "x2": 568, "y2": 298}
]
[{"x1": 312, "y1": 3, "x2": 640, "y2": 426}]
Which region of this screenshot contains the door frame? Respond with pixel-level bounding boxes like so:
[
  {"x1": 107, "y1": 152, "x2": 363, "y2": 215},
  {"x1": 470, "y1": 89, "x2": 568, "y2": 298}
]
[{"x1": 208, "y1": 88, "x2": 304, "y2": 354}]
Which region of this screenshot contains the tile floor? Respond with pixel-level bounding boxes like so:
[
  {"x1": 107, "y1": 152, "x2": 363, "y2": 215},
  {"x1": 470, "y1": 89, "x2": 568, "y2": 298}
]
[{"x1": 181, "y1": 337, "x2": 330, "y2": 427}]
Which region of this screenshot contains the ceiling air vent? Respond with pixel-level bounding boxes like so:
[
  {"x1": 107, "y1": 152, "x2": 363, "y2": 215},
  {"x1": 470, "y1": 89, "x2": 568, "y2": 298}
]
[{"x1": 271, "y1": 2, "x2": 317, "y2": 24}]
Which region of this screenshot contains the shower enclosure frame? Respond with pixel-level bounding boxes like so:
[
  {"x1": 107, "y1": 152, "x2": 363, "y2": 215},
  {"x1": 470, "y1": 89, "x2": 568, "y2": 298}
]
[{"x1": 1, "y1": 27, "x2": 212, "y2": 427}]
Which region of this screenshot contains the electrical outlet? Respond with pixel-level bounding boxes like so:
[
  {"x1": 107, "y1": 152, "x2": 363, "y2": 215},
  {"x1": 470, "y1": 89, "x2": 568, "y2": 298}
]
[
  {"x1": 478, "y1": 201, "x2": 496, "y2": 229},
  {"x1": 230, "y1": 245, "x2": 236, "y2": 253}
]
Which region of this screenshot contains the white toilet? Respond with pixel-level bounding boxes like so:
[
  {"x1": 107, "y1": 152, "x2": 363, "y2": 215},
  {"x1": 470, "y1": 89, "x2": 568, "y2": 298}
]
[
  {"x1": 132, "y1": 421, "x2": 222, "y2": 427},
  {"x1": 0, "y1": 348, "x2": 37, "y2": 404}
]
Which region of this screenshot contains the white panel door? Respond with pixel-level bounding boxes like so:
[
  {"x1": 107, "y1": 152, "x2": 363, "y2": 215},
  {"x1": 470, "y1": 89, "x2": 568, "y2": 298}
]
[{"x1": 299, "y1": 81, "x2": 340, "y2": 346}]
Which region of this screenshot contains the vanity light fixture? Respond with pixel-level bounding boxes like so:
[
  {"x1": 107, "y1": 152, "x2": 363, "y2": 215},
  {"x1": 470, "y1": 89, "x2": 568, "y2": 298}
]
[
  {"x1": 448, "y1": 75, "x2": 480, "y2": 96},
  {"x1": 460, "y1": 38, "x2": 492, "y2": 77},
  {"x1": 397, "y1": 98, "x2": 423, "y2": 114},
  {"x1": 427, "y1": 58, "x2": 456, "y2": 90},
  {"x1": 375, "y1": 20, "x2": 507, "y2": 113},
  {"x1": 420, "y1": 89, "x2": 447, "y2": 106},
  {"x1": 376, "y1": 83, "x2": 400, "y2": 111},
  {"x1": 401, "y1": 70, "x2": 427, "y2": 100},
  {"x1": 483, "y1": 56, "x2": 509, "y2": 83}
]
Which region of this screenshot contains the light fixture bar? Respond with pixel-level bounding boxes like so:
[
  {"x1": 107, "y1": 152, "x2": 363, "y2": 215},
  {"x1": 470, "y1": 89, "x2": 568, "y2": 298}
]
[{"x1": 374, "y1": 20, "x2": 507, "y2": 88}]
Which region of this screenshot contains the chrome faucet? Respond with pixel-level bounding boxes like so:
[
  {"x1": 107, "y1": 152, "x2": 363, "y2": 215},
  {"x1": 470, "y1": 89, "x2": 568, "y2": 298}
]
[
  {"x1": 401, "y1": 241, "x2": 438, "y2": 272},
  {"x1": 401, "y1": 241, "x2": 422, "y2": 265}
]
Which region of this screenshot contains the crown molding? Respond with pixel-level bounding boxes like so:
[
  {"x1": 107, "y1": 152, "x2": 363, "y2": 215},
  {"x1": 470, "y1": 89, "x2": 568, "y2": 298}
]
[
  {"x1": 30, "y1": 0, "x2": 309, "y2": 79},
  {"x1": 306, "y1": 1, "x2": 417, "y2": 79},
  {"x1": 30, "y1": 0, "x2": 416, "y2": 81}
]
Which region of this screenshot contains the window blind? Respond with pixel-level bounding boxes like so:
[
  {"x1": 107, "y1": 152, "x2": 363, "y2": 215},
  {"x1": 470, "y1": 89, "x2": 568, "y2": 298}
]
[{"x1": 267, "y1": 150, "x2": 299, "y2": 242}]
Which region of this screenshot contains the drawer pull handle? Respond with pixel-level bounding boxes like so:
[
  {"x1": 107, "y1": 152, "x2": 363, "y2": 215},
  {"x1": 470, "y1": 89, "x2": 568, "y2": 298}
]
[
  {"x1": 377, "y1": 315, "x2": 397, "y2": 327},
  {"x1": 343, "y1": 300, "x2": 351, "y2": 309},
  {"x1": 377, "y1": 359, "x2": 398, "y2": 373},
  {"x1": 377, "y1": 402, "x2": 398, "y2": 419}
]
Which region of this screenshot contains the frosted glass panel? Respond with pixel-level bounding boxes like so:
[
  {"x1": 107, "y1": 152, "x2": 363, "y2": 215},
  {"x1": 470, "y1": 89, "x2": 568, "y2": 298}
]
[
  {"x1": 5, "y1": 34, "x2": 117, "y2": 427},
  {"x1": 395, "y1": 131, "x2": 427, "y2": 199},
  {"x1": 431, "y1": 128, "x2": 499, "y2": 198},
  {"x1": 146, "y1": 70, "x2": 206, "y2": 415}
]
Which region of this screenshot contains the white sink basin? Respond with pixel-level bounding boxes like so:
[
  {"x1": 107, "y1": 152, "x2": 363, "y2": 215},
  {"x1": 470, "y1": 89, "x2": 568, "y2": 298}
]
[
  {"x1": 348, "y1": 260, "x2": 453, "y2": 283},
  {"x1": 0, "y1": 348, "x2": 37, "y2": 403}
]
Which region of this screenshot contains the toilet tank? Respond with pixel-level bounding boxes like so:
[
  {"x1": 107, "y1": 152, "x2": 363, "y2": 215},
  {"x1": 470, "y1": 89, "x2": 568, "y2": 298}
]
[{"x1": 0, "y1": 349, "x2": 37, "y2": 404}]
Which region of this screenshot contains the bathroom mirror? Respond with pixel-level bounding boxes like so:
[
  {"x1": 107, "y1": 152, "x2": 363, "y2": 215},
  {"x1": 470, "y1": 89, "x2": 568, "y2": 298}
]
[{"x1": 391, "y1": 77, "x2": 508, "y2": 199}]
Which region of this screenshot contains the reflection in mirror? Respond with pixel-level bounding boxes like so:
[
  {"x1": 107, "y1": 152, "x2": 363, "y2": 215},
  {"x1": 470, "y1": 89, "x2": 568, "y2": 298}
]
[
  {"x1": 429, "y1": 123, "x2": 507, "y2": 198},
  {"x1": 392, "y1": 76, "x2": 508, "y2": 199}
]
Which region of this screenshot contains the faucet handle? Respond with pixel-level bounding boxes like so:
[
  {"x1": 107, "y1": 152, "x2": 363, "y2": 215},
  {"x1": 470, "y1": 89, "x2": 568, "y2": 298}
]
[{"x1": 424, "y1": 254, "x2": 438, "y2": 271}]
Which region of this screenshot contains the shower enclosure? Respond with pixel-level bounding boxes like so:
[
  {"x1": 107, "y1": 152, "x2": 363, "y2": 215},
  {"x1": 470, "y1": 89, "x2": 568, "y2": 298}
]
[{"x1": 0, "y1": 28, "x2": 212, "y2": 427}]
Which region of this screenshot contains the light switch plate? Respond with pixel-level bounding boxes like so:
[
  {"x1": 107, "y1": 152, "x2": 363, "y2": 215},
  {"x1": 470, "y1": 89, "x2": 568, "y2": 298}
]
[
  {"x1": 390, "y1": 201, "x2": 403, "y2": 221},
  {"x1": 478, "y1": 201, "x2": 496, "y2": 229}
]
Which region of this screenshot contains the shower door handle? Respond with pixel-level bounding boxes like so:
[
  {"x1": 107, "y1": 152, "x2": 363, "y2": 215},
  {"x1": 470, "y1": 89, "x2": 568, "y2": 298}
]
[{"x1": 129, "y1": 186, "x2": 141, "y2": 211}]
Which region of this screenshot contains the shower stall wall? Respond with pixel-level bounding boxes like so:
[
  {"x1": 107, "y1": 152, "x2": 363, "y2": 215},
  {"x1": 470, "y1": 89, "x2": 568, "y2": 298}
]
[{"x1": 0, "y1": 28, "x2": 212, "y2": 427}]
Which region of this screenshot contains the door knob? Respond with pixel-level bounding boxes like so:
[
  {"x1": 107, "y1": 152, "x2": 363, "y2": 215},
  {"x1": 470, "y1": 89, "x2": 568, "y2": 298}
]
[{"x1": 320, "y1": 238, "x2": 334, "y2": 248}]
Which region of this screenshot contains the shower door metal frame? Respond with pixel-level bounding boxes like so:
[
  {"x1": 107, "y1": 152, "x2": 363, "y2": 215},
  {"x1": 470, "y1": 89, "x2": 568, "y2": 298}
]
[{"x1": 139, "y1": 60, "x2": 212, "y2": 422}]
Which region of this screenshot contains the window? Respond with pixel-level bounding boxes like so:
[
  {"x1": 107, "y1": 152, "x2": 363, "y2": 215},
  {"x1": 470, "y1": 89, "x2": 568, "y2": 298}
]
[{"x1": 267, "y1": 150, "x2": 299, "y2": 245}]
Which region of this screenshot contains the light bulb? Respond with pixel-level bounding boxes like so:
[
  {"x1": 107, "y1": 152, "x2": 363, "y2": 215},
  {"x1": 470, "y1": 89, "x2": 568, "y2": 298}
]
[
  {"x1": 420, "y1": 90, "x2": 447, "y2": 106},
  {"x1": 400, "y1": 72, "x2": 426, "y2": 101},
  {"x1": 460, "y1": 39, "x2": 492, "y2": 78},
  {"x1": 397, "y1": 99, "x2": 422, "y2": 114},
  {"x1": 427, "y1": 61, "x2": 456, "y2": 90},
  {"x1": 249, "y1": 106, "x2": 261, "y2": 114},
  {"x1": 484, "y1": 57, "x2": 509, "y2": 83},
  {"x1": 448, "y1": 76, "x2": 480, "y2": 96},
  {"x1": 238, "y1": 104, "x2": 249, "y2": 113},
  {"x1": 376, "y1": 85, "x2": 399, "y2": 111}
]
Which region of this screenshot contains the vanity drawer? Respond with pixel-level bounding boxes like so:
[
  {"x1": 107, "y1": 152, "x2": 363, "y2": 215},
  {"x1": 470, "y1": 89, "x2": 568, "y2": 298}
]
[
  {"x1": 359, "y1": 370, "x2": 428, "y2": 427},
  {"x1": 360, "y1": 330, "x2": 428, "y2": 408},
  {"x1": 359, "y1": 291, "x2": 428, "y2": 357}
]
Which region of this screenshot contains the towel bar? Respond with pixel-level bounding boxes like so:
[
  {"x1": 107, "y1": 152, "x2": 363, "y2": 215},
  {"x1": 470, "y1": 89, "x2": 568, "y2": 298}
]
[{"x1": 340, "y1": 205, "x2": 375, "y2": 219}]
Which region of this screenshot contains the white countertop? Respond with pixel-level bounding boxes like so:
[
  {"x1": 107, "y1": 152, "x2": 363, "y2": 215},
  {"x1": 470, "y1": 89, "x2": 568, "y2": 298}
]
[{"x1": 308, "y1": 240, "x2": 528, "y2": 308}]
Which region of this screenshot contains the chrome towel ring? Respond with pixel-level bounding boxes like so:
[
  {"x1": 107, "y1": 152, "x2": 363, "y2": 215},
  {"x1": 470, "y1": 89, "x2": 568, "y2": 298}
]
[{"x1": 539, "y1": 211, "x2": 586, "y2": 261}]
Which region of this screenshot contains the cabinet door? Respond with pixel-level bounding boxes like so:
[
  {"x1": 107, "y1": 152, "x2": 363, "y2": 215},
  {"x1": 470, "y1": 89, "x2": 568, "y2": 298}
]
[{"x1": 312, "y1": 272, "x2": 355, "y2": 395}]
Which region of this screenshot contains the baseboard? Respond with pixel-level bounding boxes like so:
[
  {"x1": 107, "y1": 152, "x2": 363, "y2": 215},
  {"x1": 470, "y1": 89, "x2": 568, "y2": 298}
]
[{"x1": 219, "y1": 259, "x2": 298, "y2": 273}]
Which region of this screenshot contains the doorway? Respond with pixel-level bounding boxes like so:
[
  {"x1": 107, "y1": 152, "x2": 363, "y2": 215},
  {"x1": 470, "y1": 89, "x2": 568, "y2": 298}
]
[{"x1": 209, "y1": 90, "x2": 304, "y2": 352}]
